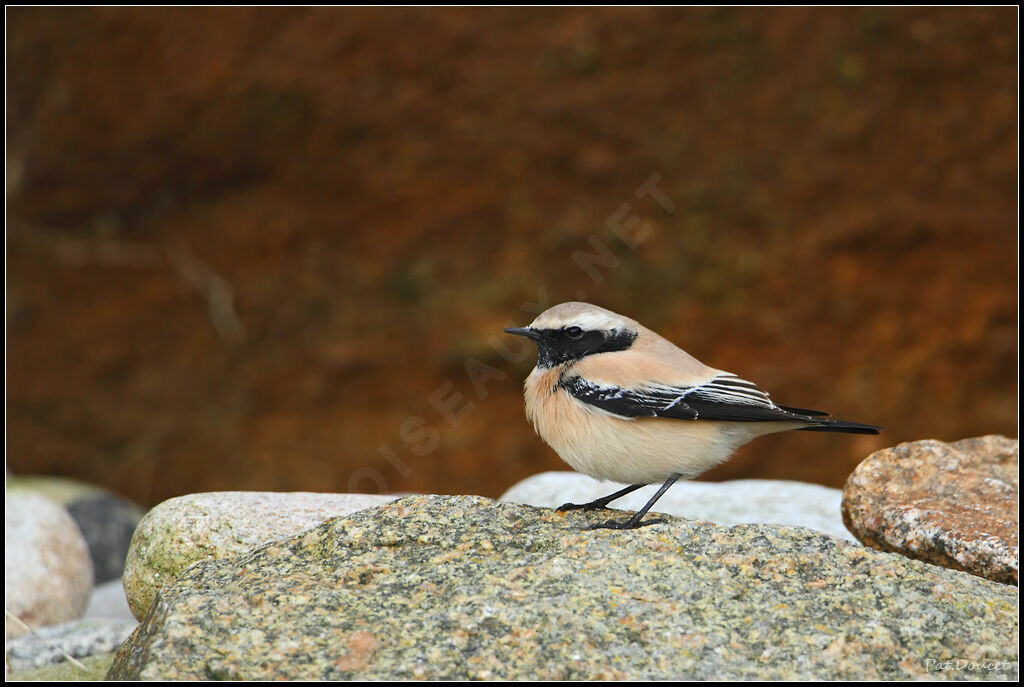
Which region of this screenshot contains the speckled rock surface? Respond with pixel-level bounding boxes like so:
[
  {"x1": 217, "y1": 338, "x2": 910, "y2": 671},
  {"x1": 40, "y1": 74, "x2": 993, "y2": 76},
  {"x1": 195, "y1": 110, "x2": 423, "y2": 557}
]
[
  {"x1": 842, "y1": 435, "x2": 1018, "y2": 585},
  {"x1": 502, "y1": 472, "x2": 856, "y2": 541},
  {"x1": 108, "y1": 495, "x2": 1018, "y2": 681},
  {"x1": 123, "y1": 491, "x2": 399, "y2": 620},
  {"x1": 5, "y1": 618, "x2": 136, "y2": 672},
  {"x1": 5, "y1": 490, "x2": 94, "y2": 639}
]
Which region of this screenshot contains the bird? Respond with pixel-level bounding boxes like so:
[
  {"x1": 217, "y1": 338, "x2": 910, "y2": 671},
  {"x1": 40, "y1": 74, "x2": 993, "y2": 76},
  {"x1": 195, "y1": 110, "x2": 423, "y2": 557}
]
[{"x1": 505, "y1": 302, "x2": 882, "y2": 531}]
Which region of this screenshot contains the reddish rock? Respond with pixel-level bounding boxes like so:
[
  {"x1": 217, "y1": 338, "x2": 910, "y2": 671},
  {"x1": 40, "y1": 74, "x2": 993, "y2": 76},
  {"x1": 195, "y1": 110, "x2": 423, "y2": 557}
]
[{"x1": 842, "y1": 435, "x2": 1018, "y2": 585}]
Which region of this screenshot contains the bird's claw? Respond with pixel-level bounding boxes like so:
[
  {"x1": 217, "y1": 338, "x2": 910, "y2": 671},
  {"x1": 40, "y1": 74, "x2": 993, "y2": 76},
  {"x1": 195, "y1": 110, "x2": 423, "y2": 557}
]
[
  {"x1": 585, "y1": 517, "x2": 666, "y2": 531},
  {"x1": 557, "y1": 501, "x2": 607, "y2": 512}
]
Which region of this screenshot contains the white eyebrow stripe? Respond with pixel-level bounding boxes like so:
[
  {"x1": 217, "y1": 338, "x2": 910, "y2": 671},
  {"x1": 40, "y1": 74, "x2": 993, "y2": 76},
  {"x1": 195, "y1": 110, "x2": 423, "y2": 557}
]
[{"x1": 531, "y1": 310, "x2": 626, "y2": 332}]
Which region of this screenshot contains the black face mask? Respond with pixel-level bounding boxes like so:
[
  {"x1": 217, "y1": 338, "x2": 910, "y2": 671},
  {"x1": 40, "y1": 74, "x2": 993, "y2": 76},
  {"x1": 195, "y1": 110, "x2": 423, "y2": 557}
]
[{"x1": 507, "y1": 326, "x2": 637, "y2": 369}]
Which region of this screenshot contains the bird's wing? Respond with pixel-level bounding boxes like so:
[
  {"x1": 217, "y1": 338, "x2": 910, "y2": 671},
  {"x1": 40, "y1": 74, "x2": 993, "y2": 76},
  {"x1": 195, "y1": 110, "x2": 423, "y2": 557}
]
[
  {"x1": 560, "y1": 375, "x2": 699, "y2": 420},
  {"x1": 561, "y1": 372, "x2": 820, "y2": 423}
]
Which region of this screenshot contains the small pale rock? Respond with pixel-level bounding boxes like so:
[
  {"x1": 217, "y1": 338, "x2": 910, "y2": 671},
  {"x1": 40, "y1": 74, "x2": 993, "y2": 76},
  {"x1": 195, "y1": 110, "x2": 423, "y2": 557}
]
[
  {"x1": 7, "y1": 476, "x2": 144, "y2": 584},
  {"x1": 5, "y1": 491, "x2": 94, "y2": 639},
  {"x1": 501, "y1": 472, "x2": 856, "y2": 541},
  {"x1": 5, "y1": 652, "x2": 115, "y2": 682},
  {"x1": 108, "y1": 495, "x2": 1018, "y2": 681},
  {"x1": 5, "y1": 618, "x2": 136, "y2": 672},
  {"x1": 123, "y1": 491, "x2": 399, "y2": 620},
  {"x1": 842, "y1": 435, "x2": 1018, "y2": 585},
  {"x1": 84, "y1": 580, "x2": 136, "y2": 623},
  {"x1": 4, "y1": 476, "x2": 99, "y2": 505}
]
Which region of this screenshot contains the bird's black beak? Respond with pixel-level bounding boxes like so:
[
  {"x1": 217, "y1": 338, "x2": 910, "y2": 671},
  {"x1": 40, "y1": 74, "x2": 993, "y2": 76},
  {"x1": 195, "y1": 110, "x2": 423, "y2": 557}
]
[{"x1": 504, "y1": 326, "x2": 541, "y2": 341}]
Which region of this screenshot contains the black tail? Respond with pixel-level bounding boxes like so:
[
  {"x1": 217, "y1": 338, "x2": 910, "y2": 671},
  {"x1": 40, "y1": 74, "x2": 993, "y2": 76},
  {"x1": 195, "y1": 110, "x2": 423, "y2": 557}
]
[
  {"x1": 796, "y1": 419, "x2": 884, "y2": 435},
  {"x1": 777, "y1": 404, "x2": 831, "y2": 417},
  {"x1": 776, "y1": 404, "x2": 883, "y2": 434}
]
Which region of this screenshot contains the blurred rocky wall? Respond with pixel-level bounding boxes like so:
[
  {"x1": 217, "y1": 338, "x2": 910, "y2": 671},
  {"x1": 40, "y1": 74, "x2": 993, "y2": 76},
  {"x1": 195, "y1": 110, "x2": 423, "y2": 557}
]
[{"x1": 6, "y1": 7, "x2": 1017, "y2": 505}]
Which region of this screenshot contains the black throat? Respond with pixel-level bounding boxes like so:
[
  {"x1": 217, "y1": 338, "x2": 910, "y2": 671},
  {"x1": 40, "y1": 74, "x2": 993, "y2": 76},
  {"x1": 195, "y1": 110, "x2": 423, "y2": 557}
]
[{"x1": 534, "y1": 327, "x2": 637, "y2": 368}]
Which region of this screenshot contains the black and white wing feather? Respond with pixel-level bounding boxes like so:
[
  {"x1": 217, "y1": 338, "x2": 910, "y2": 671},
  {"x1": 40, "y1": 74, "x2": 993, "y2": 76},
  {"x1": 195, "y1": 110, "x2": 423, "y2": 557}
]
[
  {"x1": 560, "y1": 376, "x2": 701, "y2": 420},
  {"x1": 561, "y1": 373, "x2": 882, "y2": 433},
  {"x1": 563, "y1": 373, "x2": 820, "y2": 423}
]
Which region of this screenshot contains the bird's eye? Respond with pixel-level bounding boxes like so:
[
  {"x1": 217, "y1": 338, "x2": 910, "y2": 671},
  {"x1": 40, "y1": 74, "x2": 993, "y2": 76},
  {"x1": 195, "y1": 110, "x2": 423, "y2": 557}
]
[{"x1": 565, "y1": 326, "x2": 584, "y2": 340}]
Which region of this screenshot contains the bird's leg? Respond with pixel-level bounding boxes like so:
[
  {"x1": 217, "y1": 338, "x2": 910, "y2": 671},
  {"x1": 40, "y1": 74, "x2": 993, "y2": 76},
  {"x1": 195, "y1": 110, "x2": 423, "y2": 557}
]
[
  {"x1": 557, "y1": 483, "x2": 645, "y2": 512},
  {"x1": 586, "y1": 473, "x2": 682, "y2": 530}
]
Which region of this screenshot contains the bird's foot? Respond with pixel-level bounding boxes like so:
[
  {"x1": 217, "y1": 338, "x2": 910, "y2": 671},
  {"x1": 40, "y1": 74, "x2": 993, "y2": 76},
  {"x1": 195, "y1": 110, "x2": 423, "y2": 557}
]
[
  {"x1": 557, "y1": 500, "x2": 609, "y2": 512},
  {"x1": 556, "y1": 484, "x2": 647, "y2": 513},
  {"x1": 585, "y1": 517, "x2": 666, "y2": 531}
]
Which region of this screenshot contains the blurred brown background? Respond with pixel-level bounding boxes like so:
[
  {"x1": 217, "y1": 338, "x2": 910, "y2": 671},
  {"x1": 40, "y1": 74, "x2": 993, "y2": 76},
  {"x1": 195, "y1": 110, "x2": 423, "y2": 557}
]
[{"x1": 6, "y1": 7, "x2": 1017, "y2": 507}]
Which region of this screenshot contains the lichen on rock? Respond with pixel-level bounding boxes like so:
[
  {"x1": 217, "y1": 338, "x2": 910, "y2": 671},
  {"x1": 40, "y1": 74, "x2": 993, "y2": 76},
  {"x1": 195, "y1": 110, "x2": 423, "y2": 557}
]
[{"x1": 109, "y1": 495, "x2": 1018, "y2": 680}]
